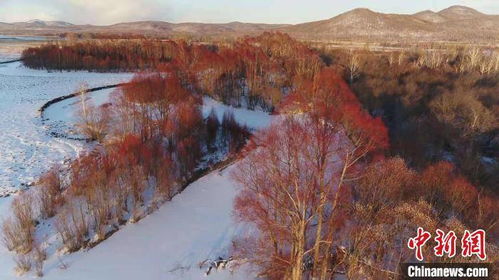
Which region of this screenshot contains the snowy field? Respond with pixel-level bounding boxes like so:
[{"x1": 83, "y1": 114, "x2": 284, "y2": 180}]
[
  {"x1": 0, "y1": 95, "x2": 273, "y2": 279},
  {"x1": 0, "y1": 55, "x2": 274, "y2": 279},
  {"x1": 4, "y1": 166, "x2": 257, "y2": 280},
  {"x1": 0, "y1": 46, "x2": 20, "y2": 62},
  {"x1": 0, "y1": 61, "x2": 132, "y2": 192},
  {"x1": 0, "y1": 35, "x2": 49, "y2": 62},
  {"x1": 202, "y1": 97, "x2": 273, "y2": 130},
  {"x1": 43, "y1": 88, "x2": 118, "y2": 140},
  {"x1": 0, "y1": 162, "x2": 265, "y2": 280}
]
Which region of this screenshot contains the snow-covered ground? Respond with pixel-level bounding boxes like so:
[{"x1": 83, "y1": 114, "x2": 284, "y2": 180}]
[
  {"x1": 0, "y1": 58, "x2": 274, "y2": 279},
  {"x1": 0, "y1": 100, "x2": 272, "y2": 279},
  {"x1": 15, "y1": 166, "x2": 256, "y2": 280},
  {"x1": 0, "y1": 47, "x2": 20, "y2": 62},
  {"x1": 0, "y1": 36, "x2": 49, "y2": 62},
  {"x1": 202, "y1": 97, "x2": 273, "y2": 130},
  {"x1": 0, "y1": 61, "x2": 132, "y2": 192},
  {"x1": 43, "y1": 92, "x2": 274, "y2": 141},
  {"x1": 43, "y1": 88, "x2": 118, "y2": 140}
]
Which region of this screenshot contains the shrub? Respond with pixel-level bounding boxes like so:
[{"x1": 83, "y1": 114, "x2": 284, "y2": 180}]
[
  {"x1": 33, "y1": 245, "x2": 46, "y2": 277},
  {"x1": 2, "y1": 194, "x2": 35, "y2": 255},
  {"x1": 36, "y1": 166, "x2": 62, "y2": 219},
  {"x1": 356, "y1": 157, "x2": 416, "y2": 210},
  {"x1": 13, "y1": 254, "x2": 32, "y2": 275},
  {"x1": 55, "y1": 199, "x2": 89, "y2": 252},
  {"x1": 77, "y1": 90, "x2": 111, "y2": 142}
]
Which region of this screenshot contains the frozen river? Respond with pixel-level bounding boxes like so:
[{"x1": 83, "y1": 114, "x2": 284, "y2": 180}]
[{"x1": 0, "y1": 61, "x2": 132, "y2": 192}]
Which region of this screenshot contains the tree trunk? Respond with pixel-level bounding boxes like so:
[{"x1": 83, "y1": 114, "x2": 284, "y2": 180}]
[
  {"x1": 291, "y1": 220, "x2": 306, "y2": 280},
  {"x1": 312, "y1": 192, "x2": 326, "y2": 276},
  {"x1": 319, "y1": 160, "x2": 348, "y2": 279}
]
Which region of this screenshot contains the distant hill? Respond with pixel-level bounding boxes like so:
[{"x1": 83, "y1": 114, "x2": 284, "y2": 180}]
[
  {"x1": 438, "y1": 5, "x2": 485, "y2": 20},
  {"x1": 280, "y1": 8, "x2": 436, "y2": 40},
  {"x1": 279, "y1": 6, "x2": 499, "y2": 42},
  {"x1": 0, "y1": 6, "x2": 497, "y2": 43},
  {"x1": 102, "y1": 21, "x2": 287, "y2": 35},
  {"x1": 11, "y1": 19, "x2": 73, "y2": 28},
  {"x1": 412, "y1": 10, "x2": 447, "y2": 23}
]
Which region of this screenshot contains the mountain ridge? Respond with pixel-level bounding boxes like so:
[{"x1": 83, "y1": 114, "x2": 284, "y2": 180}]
[
  {"x1": 1, "y1": 6, "x2": 498, "y2": 43},
  {"x1": 279, "y1": 5, "x2": 499, "y2": 42}
]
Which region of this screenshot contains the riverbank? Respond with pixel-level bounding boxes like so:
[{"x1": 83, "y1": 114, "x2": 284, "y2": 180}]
[{"x1": 0, "y1": 61, "x2": 132, "y2": 191}]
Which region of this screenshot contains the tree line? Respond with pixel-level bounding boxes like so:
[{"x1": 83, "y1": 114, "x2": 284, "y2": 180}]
[
  {"x1": 317, "y1": 46, "x2": 499, "y2": 194},
  {"x1": 22, "y1": 32, "x2": 322, "y2": 111}
]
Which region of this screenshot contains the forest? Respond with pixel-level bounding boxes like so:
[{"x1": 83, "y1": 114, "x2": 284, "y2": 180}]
[
  {"x1": 3, "y1": 32, "x2": 497, "y2": 279},
  {"x1": 316, "y1": 47, "x2": 498, "y2": 193}
]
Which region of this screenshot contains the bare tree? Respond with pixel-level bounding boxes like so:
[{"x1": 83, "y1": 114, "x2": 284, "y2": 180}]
[
  {"x1": 398, "y1": 51, "x2": 406, "y2": 66},
  {"x1": 33, "y1": 243, "x2": 47, "y2": 277},
  {"x1": 430, "y1": 91, "x2": 495, "y2": 138},
  {"x1": 36, "y1": 166, "x2": 62, "y2": 219},
  {"x1": 467, "y1": 47, "x2": 481, "y2": 70},
  {"x1": 347, "y1": 50, "x2": 360, "y2": 84},
  {"x1": 2, "y1": 194, "x2": 35, "y2": 255},
  {"x1": 77, "y1": 84, "x2": 110, "y2": 141},
  {"x1": 55, "y1": 199, "x2": 89, "y2": 252}
]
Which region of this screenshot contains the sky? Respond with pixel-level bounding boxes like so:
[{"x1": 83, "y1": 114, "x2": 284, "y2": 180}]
[{"x1": 0, "y1": 0, "x2": 498, "y2": 25}]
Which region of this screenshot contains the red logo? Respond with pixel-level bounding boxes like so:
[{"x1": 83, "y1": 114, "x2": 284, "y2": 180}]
[
  {"x1": 434, "y1": 229, "x2": 457, "y2": 258},
  {"x1": 408, "y1": 228, "x2": 487, "y2": 261},
  {"x1": 408, "y1": 227, "x2": 431, "y2": 261},
  {"x1": 461, "y1": 229, "x2": 487, "y2": 260}
]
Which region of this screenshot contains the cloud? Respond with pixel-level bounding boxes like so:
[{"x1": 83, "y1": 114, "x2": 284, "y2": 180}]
[
  {"x1": 0, "y1": 0, "x2": 173, "y2": 25},
  {"x1": 0, "y1": 0, "x2": 57, "y2": 22},
  {"x1": 52, "y1": 0, "x2": 172, "y2": 24},
  {"x1": 0, "y1": 0, "x2": 498, "y2": 25}
]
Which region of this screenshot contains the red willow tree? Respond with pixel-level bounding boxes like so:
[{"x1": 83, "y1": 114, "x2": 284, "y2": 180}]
[
  {"x1": 110, "y1": 72, "x2": 206, "y2": 181},
  {"x1": 232, "y1": 68, "x2": 497, "y2": 280},
  {"x1": 232, "y1": 68, "x2": 389, "y2": 280},
  {"x1": 23, "y1": 33, "x2": 323, "y2": 111}
]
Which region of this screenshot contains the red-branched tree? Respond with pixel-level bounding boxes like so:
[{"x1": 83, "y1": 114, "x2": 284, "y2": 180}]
[{"x1": 232, "y1": 66, "x2": 389, "y2": 279}]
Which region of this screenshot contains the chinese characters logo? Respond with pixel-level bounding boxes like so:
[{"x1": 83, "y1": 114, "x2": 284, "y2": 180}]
[{"x1": 407, "y1": 227, "x2": 487, "y2": 261}]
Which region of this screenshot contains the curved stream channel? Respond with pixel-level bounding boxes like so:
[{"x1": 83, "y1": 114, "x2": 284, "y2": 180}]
[
  {"x1": 41, "y1": 83, "x2": 126, "y2": 140},
  {"x1": 0, "y1": 60, "x2": 273, "y2": 195},
  {"x1": 0, "y1": 61, "x2": 132, "y2": 194}
]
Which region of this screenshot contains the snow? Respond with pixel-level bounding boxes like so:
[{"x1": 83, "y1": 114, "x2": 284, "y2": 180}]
[
  {"x1": 0, "y1": 165, "x2": 259, "y2": 280},
  {"x1": 0, "y1": 36, "x2": 49, "y2": 62},
  {"x1": 43, "y1": 88, "x2": 117, "y2": 139},
  {"x1": 27, "y1": 166, "x2": 256, "y2": 280},
  {"x1": 0, "y1": 35, "x2": 48, "y2": 42},
  {"x1": 0, "y1": 54, "x2": 273, "y2": 279},
  {"x1": 0, "y1": 53, "x2": 17, "y2": 61},
  {"x1": 202, "y1": 97, "x2": 274, "y2": 130},
  {"x1": 0, "y1": 196, "x2": 16, "y2": 276},
  {"x1": 0, "y1": 62, "x2": 132, "y2": 191}
]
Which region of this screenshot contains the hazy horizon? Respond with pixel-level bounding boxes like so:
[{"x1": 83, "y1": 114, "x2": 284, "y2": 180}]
[{"x1": 0, "y1": 0, "x2": 498, "y2": 26}]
